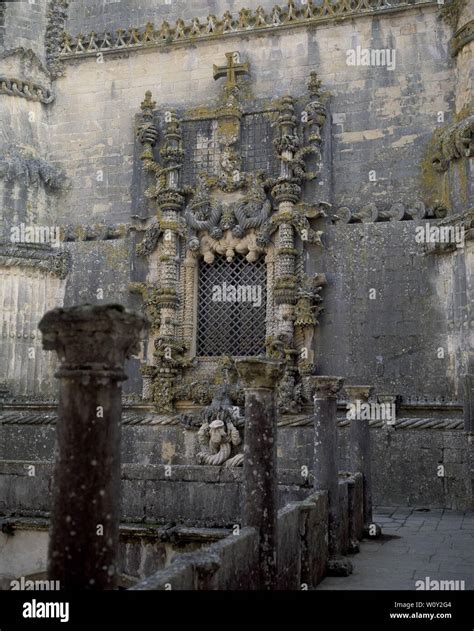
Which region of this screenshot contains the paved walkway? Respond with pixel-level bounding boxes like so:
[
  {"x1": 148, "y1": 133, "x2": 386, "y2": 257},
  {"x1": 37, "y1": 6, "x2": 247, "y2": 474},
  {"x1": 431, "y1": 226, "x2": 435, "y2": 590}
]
[{"x1": 317, "y1": 507, "x2": 474, "y2": 590}]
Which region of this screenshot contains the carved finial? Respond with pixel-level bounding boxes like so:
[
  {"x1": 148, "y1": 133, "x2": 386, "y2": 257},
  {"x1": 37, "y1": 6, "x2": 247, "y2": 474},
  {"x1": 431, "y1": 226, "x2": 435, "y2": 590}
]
[{"x1": 141, "y1": 90, "x2": 156, "y2": 112}]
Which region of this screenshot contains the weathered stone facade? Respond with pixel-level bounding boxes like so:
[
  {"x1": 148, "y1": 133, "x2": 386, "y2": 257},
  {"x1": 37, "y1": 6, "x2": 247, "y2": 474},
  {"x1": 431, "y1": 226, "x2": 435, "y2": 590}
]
[{"x1": 0, "y1": 0, "x2": 473, "y2": 588}]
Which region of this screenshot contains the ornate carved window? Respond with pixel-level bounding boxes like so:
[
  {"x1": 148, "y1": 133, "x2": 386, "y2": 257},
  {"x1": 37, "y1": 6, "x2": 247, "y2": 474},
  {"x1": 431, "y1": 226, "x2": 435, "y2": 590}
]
[
  {"x1": 134, "y1": 54, "x2": 328, "y2": 413},
  {"x1": 197, "y1": 255, "x2": 267, "y2": 357}
]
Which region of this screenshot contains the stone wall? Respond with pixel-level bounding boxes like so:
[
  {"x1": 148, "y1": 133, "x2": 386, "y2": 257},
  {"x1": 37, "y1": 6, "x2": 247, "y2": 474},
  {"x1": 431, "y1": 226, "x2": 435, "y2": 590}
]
[
  {"x1": 0, "y1": 0, "x2": 468, "y2": 405},
  {"x1": 131, "y1": 490, "x2": 329, "y2": 590},
  {"x1": 0, "y1": 519, "x2": 225, "y2": 589},
  {"x1": 49, "y1": 4, "x2": 453, "y2": 223},
  {"x1": 1, "y1": 419, "x2": 470, "y2": 512},
  {"x1": 0, "y1": 460, "x2": 310, "y2": 526}
]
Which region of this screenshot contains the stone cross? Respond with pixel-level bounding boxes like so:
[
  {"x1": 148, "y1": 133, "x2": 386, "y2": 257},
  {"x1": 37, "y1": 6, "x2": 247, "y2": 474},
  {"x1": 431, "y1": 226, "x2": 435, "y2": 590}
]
[
  {"x1": 235, "y1": 357, "x2": 282, "y2": 590},
  {"x1": 39, "y1": 304, "x2": 148, "y2": 590},
  {"x1": 213, "y1": 52, "x2": 249, "y2": 89}
]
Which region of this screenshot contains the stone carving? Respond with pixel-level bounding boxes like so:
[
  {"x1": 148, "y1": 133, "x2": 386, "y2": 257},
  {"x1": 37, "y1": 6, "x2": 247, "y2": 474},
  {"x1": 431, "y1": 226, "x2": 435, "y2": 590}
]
[
  {"x1": 0, "y1": 46, "x2": 54, "y2": 102},
  {"x1": 450, "y1": 19, "x2": 474, "y2": 56},
  {"x1": 61, "y1": 223, "x2": 129, "y2": 242},
  {"x1": 424, "y1": 208, "x2": 474, "y2": 254},
  {"x1": 232, "y1": 172, "x2": 272, "y2": 236},
  {"x1": 45, "y1": 0, "x2": 69, "y2": 78},
  {"x1": 0, "y1": 244, "x2": 71, "y2": 279},
  {"x1": 0, "y1": 76, "x2": 54, "y2": 103},
  {"x1": 195, "y1": 385, "x2": 244, "y2": 466},
  {"x1": 438, "y1": 0, "x2": 467, "y2": 29},
  {"x1": 294, "y1": 273, "x2": 326, "y2": 327},
  {"x1": 334, "y1": 201, "x2": 447, "y2": 223},
  {"x1": 132, "y1": 57, "x2": 329, "y2": 413},
  {"x1": 0, "y1": 146, "x2": 65, "y2": 189},
  {"x1": 197, "y1": 420, "x2": 243, "y2": 466},
  {"x1": 129, "y1": 282, "x2": 162, "y2": 329},
  {"x1": 184, "y1": 175, "x2": 223, "y2": 251},
  {"x1": 59, "y1": 0, "x2": 427, "y2": 59},
  {"x1": 430, "y1": 112, "x2": 474, "y2": 173},
  {"x1": 136, "y1": 219, "x2": 162, "y2": 256}
]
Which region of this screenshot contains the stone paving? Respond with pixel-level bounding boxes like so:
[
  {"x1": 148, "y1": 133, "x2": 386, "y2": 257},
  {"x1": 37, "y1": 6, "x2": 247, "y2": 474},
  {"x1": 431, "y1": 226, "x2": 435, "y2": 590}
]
[{"x1": 317, "y1": 507, "x2": 474, "y2": 590}]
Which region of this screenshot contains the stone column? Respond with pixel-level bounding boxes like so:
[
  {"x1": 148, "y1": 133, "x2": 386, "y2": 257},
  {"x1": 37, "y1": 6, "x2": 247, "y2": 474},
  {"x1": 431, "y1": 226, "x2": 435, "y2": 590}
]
[
  {"x1": 39, "y1": 304, "x2": 147, "y2": 590},
  {"x1": 306, "y1": 375, "x2": 352, "y2": 576},
  {"x1": 463, "y1": 373, "x2": 474, "y2": 433},
  {"x1": 345, "y1": 385, "x2": 381, "y2": 538},
  {"x1": 235, "y1": 358, "x2": 282, "y2": 590}
]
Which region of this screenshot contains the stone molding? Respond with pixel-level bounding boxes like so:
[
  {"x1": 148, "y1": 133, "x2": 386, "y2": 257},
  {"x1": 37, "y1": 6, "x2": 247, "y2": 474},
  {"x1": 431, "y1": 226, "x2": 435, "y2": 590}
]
[
  {"x1": 39, "y1": 304, "x2": 148, "y2": 376},
  {"x1": 0, "y1": 76, "x2": 54, "y2": 103},
  {"x1": 45, "y1": 0, "x2": 69, "y2": 78},
  {"x1": 0, "y1": 47, "x2": 54, "y2": 102},
  {"x1": 0, "y1": 243, "x2": 71, "y2": 279},
  {"x1": 450, "y1": 19, "x2": 474, "y2": 56},
  {"x1": 334, "y1": 201, "x2": 448, "y2": 224},
  {"x1": 58, "y1": 0, "x2": 438, "y2": 60},
  {"x1": 0, "y1": 409, "x2": 465, "y2": 430},
  {"x1": 235, "y1": 358, "x2": 283, "y2": 389},
  {"x1": 305, "y1": 375, "x2": 344, "y2": 398}
]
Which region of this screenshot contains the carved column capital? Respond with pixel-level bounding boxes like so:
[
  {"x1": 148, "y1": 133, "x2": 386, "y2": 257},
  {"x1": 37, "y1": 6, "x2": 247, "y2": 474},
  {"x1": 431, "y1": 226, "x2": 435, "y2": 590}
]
[
  {"x1": 235, "y1": 358, "x2": 282, "y2": 389},
  {"x1": 305, "y1": 375, "x2": 344, "y2": 399},
  {"x1": 39, "y1": 304, "x2": 148, "y2": 379},
  {"x1": 345, "y1": 385, "x2": 373, "y2": 402}
]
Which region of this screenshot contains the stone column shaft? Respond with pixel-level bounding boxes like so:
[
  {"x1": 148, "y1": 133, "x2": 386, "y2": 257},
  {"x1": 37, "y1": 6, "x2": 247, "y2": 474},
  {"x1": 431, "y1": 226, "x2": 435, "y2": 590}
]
[
  {"x1": 39, "y1": 304, "x2": 147, "y2": 590},
  {"x1": 346, "y1": 386, "x2": 374, "y2": 528},
  {"x1": 236, "y1": 358, "x2": 282, "y2": 590},
  {"x1": 306, "y1": 375, "x2": 352, "y2": 575},
  {"x1": 464, "y1": 373, "x2": 474, "y2": 433},
  {"x1": 310, "y1": 377, "x2": 343, "y2": 556}
]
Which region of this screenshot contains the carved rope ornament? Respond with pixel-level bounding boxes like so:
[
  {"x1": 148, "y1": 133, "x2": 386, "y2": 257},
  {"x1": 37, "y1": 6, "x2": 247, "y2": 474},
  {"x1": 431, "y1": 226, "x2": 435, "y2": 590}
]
[{"x1": 0, "y1": 77, "x2": 54, "y2": 103}]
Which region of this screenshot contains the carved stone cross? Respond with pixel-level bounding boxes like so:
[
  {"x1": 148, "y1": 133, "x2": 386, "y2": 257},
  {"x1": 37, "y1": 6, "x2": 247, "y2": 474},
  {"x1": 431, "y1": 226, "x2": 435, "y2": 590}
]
[{"x1": 213, "y1": 51, "x2": 249, "y2": 89}]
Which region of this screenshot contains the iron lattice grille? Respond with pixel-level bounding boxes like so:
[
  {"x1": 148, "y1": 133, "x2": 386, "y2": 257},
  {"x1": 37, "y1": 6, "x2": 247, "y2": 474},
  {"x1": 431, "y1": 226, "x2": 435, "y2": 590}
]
[
  {"x1": 197, "y1": 255, "x2": 267, "y2": 357},
  {"x1": 241, "y1": 112, "x2": 280, "y2": 178},
  {"x1": 181, "y1": 119, "x2": 220, "y2": 186}
]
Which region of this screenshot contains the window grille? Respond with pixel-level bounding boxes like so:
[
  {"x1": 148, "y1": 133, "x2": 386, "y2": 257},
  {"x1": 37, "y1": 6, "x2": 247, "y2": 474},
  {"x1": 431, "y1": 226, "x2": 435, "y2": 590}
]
[{"x1": 197, "y1": 255, "x2": 267, "y2": 356}]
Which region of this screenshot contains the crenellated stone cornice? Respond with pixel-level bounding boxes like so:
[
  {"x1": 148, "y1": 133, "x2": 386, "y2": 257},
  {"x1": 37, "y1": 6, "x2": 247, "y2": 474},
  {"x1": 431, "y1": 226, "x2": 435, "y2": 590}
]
[{"x1": 58, "y1": 0, "x2": 439, "y2": 61}]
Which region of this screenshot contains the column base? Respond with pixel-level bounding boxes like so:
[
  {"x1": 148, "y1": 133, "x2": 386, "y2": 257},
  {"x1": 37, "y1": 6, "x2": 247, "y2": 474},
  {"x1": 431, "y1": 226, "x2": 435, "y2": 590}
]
[
  {"x1": 327, "y1": 556, "x2": 353, "y2": 576},
  {"x1": 348, "y1": 538, "x2": 360, "y2": 554},
  {"x1": 364, "y1": 522, "x2": 382, "y2": 538}
]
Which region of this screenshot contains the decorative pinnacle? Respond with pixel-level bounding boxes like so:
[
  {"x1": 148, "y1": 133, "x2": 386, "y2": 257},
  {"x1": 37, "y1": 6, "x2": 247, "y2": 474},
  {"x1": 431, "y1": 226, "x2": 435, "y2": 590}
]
[{"x1": 141, "y1": 90, "x2": 156, "y2": 112}]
